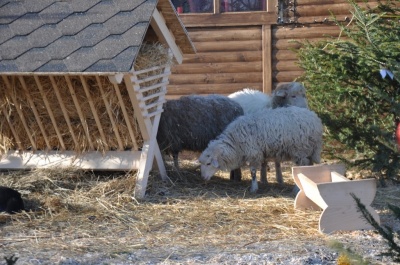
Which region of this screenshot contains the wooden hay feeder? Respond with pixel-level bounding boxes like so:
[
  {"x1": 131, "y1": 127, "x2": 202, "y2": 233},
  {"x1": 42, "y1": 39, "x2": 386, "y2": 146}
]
[
  {"x1": 292, "y1": 164, "x2": 380, "y2": 234},
  {"x1": 0, "y1": 0, "x2": 195, "y2": 198}
]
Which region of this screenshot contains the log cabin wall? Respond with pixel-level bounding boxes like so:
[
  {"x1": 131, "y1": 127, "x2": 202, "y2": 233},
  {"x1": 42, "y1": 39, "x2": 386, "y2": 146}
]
[
  {"x1": 168, "y1": 26, "x2": 264, "y2": 98},
  {"x1": 168, "y1": 0, "x2": 384, "y2": 98}
]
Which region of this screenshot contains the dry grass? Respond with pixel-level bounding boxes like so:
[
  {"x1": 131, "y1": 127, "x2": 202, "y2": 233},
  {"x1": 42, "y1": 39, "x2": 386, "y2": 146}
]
[
  {"x1": 0, "y1": 155, "x2": 399, "y2": 261},
  {"x1": 0, "y1": 42, "x2": 172, "y2": 154}
]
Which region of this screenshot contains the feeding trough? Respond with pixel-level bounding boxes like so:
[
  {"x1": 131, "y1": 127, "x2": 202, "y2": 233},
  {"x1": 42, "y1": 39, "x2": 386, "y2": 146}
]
[
  {"x1": 0, "y1": 0, "x2": 195, "y2": 198},
  {"x1": 292, "y1": 164, "x2": 380, "y2": 234}
]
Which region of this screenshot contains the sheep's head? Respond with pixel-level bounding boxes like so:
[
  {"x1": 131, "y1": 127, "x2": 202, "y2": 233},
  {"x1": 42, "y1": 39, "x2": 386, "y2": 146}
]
[
  {"x1": 272, "y1": 82, "x2": 308, "y2": 109},
  {"x1": 199, "y1": 144, "x2": 222, "y2": 181}
]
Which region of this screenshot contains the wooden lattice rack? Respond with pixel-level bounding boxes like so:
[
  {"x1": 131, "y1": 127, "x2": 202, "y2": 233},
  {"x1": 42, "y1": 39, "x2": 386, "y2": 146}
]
[{"x1": 0, "y1": 65, "x2": 170, "y2": 198}]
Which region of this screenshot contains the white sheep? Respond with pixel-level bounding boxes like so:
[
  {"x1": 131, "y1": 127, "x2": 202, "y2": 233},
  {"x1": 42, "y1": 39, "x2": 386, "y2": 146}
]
[
  {"x1": 271, "y1": 82, "x2": 308, "y2": 109},
  {"x1": 199, "y1": 106, "x2": 323, "y2": 193},
  {"x1": 227, "y1": 82, "x2": 309, "y2": 184},
  {"x1": 228, "y1": 88, "x2": 272, "y2": 114}
]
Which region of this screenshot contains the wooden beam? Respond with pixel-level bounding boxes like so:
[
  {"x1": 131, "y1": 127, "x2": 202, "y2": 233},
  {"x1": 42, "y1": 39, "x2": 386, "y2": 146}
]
[
  {"x1": 113, "y1": 82, "x2": 139, "y2": 150},
  {"x1": 63, "y1": 76, "x2": 93, "y2": 150},
  {"x1": 151, "y1": 8, "x2": 184, "y2": 64},
  {"x1": 80, "y1": 76, "x2": 108, "y2": 148},
  {"x1": 34, "y1": 76, "x2": 66, "y2": 150},
  {"x1": 169, "y1": 72, "x2": 262, "y2": 84},
  {"x1": 96, "y1": 76, "x2": 124, "y2": 151},
  {"x1": 0, "y1": 106, "x2": 23, "y2": 150},
  {"x1": 182, "y1": 51, "x2": 262, "y2": 64},
  {"x1": 0, "y1": 150, "x2": 142, "y2": 170},
  {"x1": 51, "y1": 76, "x2": 80, "y2": 148},
  {"x1": 2, "y1": 76, "x2": 37, "y2": 150},
  {"x1": 267, "y1": 0, "x2": 277, "y2": 12},
  {"x1": 178, "y1": 12, "x2": 277, "y2": 27},
  {"x1": 17, "y1": 76, "x2": 51, "y2": 149},
  {"x1": 262, "y1": 24, "x2": 272, "y2": 94}
]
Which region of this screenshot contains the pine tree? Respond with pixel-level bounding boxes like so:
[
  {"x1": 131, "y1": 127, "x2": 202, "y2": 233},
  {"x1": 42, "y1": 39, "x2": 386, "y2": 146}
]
[
  {"x1": 296, "y1": 0, "x2": 400, "y2": 182},
  {"x1": 351, "y1": 193, "x2": 400, "y2": 261}
]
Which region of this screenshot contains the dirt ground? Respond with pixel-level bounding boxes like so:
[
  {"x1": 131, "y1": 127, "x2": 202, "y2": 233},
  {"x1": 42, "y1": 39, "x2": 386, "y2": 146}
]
[{"x1": 0, "y1": 152, "x2": 399, "y2": 265}]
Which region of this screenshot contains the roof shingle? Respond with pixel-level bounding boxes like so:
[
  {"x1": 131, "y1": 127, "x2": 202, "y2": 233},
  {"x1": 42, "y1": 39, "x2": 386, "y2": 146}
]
[{"x1": 0, "y1": 0, "x2": 194, "y2": 74}]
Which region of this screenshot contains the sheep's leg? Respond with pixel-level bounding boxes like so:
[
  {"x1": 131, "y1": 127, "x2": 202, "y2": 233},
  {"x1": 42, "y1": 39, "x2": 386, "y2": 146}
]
[
  {"x1": 230, "y1": 168, "x2": 242, "y2": 182},
  {"x1": 173, "y1": 153, "x2": 179, "y2": 170},
  {"x1": 250, "y1": 167, "x2": 258, "y2": 193},
  {"x1": 260, "y1": 162, "x2": 268, "y2": 185},
  {"x1": 275, "y1": 160, "x2": 284, "y2": 185}
]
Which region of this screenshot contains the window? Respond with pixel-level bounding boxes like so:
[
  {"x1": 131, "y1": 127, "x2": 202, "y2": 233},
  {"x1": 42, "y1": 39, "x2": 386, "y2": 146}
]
[{"x1": 172, "y1": 0, "x2": 266, "y2": 14}]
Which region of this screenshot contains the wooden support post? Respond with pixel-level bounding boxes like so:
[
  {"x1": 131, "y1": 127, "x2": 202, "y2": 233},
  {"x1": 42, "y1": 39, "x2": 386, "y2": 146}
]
[
  {"x1": 262, "y1": 25, "x2": 272, "y2": 95},
  {"x1": 124, "y1": 68, "x2": 168, "y2": 198}
]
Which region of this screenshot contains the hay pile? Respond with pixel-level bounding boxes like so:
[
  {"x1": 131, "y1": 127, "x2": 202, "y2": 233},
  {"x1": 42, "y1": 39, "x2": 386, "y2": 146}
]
[
  {"x1": 0, "y1": 42, "x2": 172, "y2": 154},
  {"x1": 1, "y1": 158, "x2": 399, "y2": 263},
  {"x1": 0, "y1": 162, "x2": 326, "y2": 257}
]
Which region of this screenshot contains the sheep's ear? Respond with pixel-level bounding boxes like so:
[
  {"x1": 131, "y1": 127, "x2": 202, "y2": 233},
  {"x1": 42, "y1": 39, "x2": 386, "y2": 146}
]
[
  {"x1": 275, "y1": 89, "x2": 287, "y2": 98},
  {"x1": 211, "y1": 158, "x2": 219, "y2": 168}
]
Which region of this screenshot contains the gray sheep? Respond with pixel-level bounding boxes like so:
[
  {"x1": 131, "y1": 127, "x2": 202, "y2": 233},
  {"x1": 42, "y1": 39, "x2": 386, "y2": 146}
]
[
  {"x1": 199, "y1": 106, "x2": 323, "y2": 193},
  {"x1": 228, "y1": 82, "x2": 309, "y2": 184},
  {"x1": 157, "y1": 94, "x2": 244, "y2": 177}
]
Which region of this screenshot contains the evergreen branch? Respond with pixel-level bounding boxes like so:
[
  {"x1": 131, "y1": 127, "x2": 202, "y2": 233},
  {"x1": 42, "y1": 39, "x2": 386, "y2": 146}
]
[{"x1": 351, "y1": 193, "x2": 400, "y2": 258}]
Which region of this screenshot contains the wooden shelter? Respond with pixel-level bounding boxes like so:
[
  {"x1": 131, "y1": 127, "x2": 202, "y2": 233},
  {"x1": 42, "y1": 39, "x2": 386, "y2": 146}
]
[
  {"x1": 0, "y1": 0, "x2": 195, "y2": 198},
  {"x1": 167, "y1": 0, "x2": 386, "y2": 98}
]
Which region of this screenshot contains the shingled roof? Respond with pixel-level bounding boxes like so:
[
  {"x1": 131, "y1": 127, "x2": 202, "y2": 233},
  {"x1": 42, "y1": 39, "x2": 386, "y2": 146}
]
[{"x1": 0, "y1": 0, "x2": 194, "y2": 74}]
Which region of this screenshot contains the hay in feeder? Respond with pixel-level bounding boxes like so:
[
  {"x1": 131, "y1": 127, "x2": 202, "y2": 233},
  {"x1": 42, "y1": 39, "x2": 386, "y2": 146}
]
[{"x1": 0, "y1": 42, "x2": 172, "y2": 155}]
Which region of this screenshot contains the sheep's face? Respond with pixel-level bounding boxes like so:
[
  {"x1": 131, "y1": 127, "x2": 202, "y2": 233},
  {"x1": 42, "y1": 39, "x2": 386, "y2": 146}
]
[
  {"x1": 199, "y1": 150, "x2": 220, "y2": 181},
  {"x1": 287, "y1": 90, "x2": 308, "y2": 108},
  {"x1": 274, "y1": 82, "x2": 309, "y2": 109}
]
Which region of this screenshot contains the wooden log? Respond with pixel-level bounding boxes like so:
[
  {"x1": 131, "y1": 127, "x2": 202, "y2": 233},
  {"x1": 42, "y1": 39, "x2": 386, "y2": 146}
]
[
  {"x1": 296, "y1": 3, "x2": 353, "y2": 17},
  {"x1": 296, "y1": 0, "x2": 349, "y2": 5},
  {"x1": 296, "y1": 15, "x2": 351, "y2": 24},
  {"x1": 273, "y1": 25, "x2": 341, "y2": 39},
  {"x1": 273, "y1": 71, "x2": 304, "y2": 82},
  {"x1": 273, "y1": 60, "x2": 301, "y2": 72},
  {"x1": 193, "y1": 40, "x2": 262, "y2": 52},
  {"x1": 272, "y1": 50, "x2": 298, "y2": 61},
  {"x1": 172, "y1": 61, "x2": 262, "y2": 74},
  {"x1": 166, "y1": 83, "x2": 262, "y2": 95},
  {"x1": 169, "y1": 72, "x2": 262, "y2": 85},
  {"x1": 179, "y1": 12, "x2": 277, "y2": 27},
  {"x1": 182, "y1": 51, "x2": 262, "y2": 64},
  {"x1": 272, "y1": 37, "x2": 334, "y2": 50},
  {"x1": 188, "y1": 27, "x2": 261, "y2": 42},
  {"x1": 295, "y1": 2, "x2": 381, "y2": 17}
]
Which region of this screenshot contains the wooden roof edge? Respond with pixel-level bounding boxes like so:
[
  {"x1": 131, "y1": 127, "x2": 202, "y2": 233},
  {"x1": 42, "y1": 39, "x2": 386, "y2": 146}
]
[
  {"x1": 157, "y1": 0, "x2": 196, "y2": 55},
  {"x1": 0, "y1": 71, "x2": 130, "y2": 76}
]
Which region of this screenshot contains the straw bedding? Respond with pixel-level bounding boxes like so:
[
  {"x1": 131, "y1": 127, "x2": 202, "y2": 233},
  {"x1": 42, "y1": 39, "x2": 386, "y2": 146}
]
[
  {"x1": 0, "y1": 42, "x2": 172, "y2": 154},
  {"x1": 0, "y1": 157, "x2": 399, "y2": 264}
]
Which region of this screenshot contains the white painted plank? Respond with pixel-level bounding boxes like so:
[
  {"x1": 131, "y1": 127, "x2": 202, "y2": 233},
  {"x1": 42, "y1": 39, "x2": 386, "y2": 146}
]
[{"x1": 0, "y1": 150, "x2": 141, "y2": 170}]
